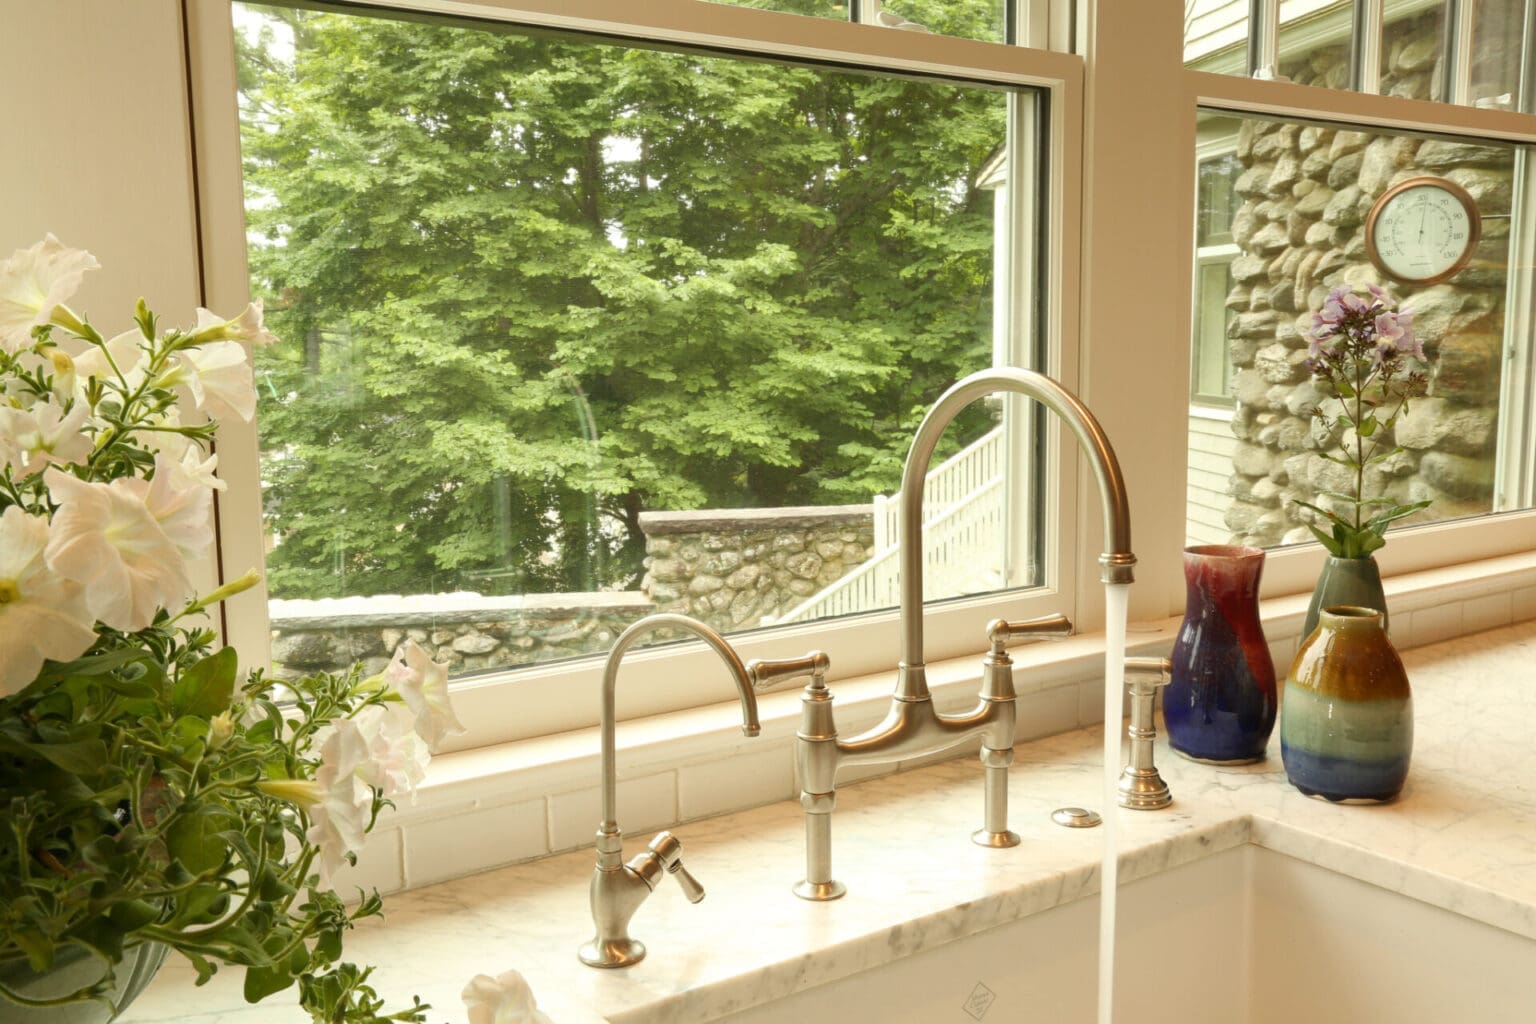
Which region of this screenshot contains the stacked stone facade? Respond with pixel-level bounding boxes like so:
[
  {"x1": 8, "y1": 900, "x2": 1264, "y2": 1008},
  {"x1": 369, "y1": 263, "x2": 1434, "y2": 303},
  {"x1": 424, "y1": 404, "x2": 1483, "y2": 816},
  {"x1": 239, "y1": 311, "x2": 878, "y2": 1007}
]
[
  {"x1": 639, "y1": 506, "x2": 876, "y2": 634},
  {"x1": 1222, "y1": 10, "x2": 1514, "y2": 547}
]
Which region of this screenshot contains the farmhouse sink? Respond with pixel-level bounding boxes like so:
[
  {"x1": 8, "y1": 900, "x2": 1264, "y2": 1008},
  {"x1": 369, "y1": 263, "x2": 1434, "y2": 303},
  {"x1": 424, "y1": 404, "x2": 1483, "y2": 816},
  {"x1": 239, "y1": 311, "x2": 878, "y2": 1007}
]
[{"x1": 717, "y1": 845, "x2": 1536, "y2": 1024}]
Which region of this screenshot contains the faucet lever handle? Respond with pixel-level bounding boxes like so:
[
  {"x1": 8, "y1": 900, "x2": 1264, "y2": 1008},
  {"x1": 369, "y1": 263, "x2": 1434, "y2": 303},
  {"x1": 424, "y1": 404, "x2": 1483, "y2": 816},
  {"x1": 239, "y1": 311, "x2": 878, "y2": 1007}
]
[
  {"x1": 648, "y1": 831, "x2": 705, "y2": 903},
  {"x1": 747, "y1": 651, "x2": 831, "y2": 690},
  {"x1": 988, "y1": 613, "x2": 1074, "y2": 650}
]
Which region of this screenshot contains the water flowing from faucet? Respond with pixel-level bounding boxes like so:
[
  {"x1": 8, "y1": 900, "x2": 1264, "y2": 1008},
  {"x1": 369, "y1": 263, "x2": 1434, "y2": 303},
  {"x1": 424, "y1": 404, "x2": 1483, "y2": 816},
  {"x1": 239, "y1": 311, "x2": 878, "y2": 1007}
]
[{"x1": 1099, "y1": 581, "x2": 1130, "y2": 1024}]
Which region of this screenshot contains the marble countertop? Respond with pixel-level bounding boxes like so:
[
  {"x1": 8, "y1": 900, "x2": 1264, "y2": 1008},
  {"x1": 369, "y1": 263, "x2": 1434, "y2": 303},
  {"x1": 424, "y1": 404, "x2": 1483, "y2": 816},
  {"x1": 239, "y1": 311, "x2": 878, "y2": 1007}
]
[{"x1": 123, "y1": 619, "x2": 1536, "y2": 1024}]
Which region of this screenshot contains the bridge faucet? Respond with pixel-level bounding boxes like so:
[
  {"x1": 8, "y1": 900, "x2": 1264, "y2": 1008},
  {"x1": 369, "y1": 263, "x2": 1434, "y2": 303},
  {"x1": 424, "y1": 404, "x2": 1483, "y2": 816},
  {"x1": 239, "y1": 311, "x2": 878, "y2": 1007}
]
[
  {"x1": 579, "y1": 612, "x2": 823, "y2": 968},
  {"x1": 792, "y1": 367, "x2": 1136, "y2": 900}
]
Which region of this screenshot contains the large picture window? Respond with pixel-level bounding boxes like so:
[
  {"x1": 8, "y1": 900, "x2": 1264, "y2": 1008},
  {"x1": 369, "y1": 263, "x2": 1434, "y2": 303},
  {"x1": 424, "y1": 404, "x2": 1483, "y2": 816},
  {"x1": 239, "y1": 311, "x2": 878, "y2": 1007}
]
[{"x1": 229, "y1": 2, "x2": 1053, "y2": 706}]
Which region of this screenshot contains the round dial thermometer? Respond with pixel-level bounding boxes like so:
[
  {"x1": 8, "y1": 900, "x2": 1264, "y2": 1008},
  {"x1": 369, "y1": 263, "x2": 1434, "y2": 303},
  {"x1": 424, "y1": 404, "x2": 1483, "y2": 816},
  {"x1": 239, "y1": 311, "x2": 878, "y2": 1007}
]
[{"x1": 1365, "y1": 176, "x2": 1480, "y2": 285}]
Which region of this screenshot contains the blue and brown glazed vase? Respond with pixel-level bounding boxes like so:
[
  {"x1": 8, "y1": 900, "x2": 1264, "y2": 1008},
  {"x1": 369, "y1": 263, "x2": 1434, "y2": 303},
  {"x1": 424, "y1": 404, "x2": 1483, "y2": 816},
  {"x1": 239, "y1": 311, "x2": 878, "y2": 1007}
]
[
  {"x1": 1165, "y1": 544, "x2": 1277, "y2": 764},
  {"x1": 1282, "y1": 605, "x2": 1413, "y2": 803}
]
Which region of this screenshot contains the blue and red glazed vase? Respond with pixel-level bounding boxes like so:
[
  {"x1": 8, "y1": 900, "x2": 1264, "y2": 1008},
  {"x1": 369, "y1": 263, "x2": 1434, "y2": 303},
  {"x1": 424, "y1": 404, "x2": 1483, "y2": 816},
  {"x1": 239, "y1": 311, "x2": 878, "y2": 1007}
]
[
  {"x1": 1165, "y1": 544, "x2": 1277, "y2": 764},
  {"x1": 1281, "y1": 605, "x2": 1413, "y2": 803}
]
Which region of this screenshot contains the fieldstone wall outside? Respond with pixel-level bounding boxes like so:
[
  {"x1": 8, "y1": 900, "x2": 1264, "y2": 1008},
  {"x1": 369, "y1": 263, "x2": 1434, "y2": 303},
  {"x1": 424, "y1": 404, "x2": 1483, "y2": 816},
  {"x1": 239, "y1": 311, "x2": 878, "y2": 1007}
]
[
  {"x1": 268, "y1": 504, "x2": 878, "y2": 677},
  {"x1": 1222, "y1": 10, "x2": 1514, "y2": 547},
  {"x1": 640, "y1": 505, "x2": 876, "y2": 634},
  {"x1": 268, "y1": 592, "x2": 656, "y2": 680}
]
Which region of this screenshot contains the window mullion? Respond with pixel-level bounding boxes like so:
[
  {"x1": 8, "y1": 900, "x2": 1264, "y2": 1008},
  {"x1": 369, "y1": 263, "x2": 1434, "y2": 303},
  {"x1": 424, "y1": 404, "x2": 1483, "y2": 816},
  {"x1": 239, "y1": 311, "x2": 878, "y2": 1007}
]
[
  {"x1": 1247, "y1": 0, "x2": 1280, "y2": 78},
  {"x1": 1441, "y1": 0, "x2": 1475, "y2": 106},
  {"x1": 1521, "y1": 0, "x2": 1536, "y2": 115},
  {"x1": 1348, "y1": 0, "x2": 1384, "y2": 94}
]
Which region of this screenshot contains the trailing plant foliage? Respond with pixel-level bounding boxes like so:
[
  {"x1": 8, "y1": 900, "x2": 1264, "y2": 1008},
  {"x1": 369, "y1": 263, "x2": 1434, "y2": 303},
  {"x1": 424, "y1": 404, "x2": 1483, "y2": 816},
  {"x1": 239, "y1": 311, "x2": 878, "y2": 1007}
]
[{"x1": 0, "y1": 237, "x2": 459, "y2": 1022}]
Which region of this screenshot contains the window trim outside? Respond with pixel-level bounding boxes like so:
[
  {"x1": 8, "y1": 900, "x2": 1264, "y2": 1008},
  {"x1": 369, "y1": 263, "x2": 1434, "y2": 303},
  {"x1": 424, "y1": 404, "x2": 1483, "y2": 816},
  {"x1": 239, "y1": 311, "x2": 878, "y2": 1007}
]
[{"x1": 185, "y1": 0, "x2": 1089, "y2": 751}]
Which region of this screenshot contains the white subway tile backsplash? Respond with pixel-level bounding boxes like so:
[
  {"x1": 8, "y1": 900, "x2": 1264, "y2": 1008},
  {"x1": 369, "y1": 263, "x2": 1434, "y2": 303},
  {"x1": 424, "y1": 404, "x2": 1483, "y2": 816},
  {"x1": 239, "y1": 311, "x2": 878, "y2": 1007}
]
[
  {"x1": 404, "y1": 797, "x2": 547, "y2": 888},
  {"x1": 327, "y1": 826, "x2": 404, "y2": 899},
  {"x1": 548, "y1": 772, "x2": 676, "y2": 853},
  {"x1": 1512, "y1": 585, "x2": 1536, "y2": 624},
  {"x1": 679, "y1": 743, "x2": 795, "y2": 821},
  {"x1": 1461, "y1": 592, "x2": 1512, "y2": 635},
  {"x1": 1016, "y1": 683, "x2": 1081, "y2": 743},
  {"x1": 1406, "y1": 602, "x2": 1462, "y2": 649}
]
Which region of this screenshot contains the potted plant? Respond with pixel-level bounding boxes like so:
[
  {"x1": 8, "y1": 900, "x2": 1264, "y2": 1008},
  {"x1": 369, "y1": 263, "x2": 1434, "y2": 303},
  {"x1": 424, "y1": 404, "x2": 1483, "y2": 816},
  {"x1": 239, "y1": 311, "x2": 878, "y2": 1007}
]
[
  {"x1": 1293, "y1": 284, "x2": 1430, "y2": 639},
  {"x1": 0, "y1": 235, "x2": 464, "y2": 1023}
]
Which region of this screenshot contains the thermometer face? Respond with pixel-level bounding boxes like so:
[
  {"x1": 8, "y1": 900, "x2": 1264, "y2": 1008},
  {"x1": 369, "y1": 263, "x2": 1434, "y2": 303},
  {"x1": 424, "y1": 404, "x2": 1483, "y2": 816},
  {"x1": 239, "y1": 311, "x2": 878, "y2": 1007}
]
[{"x1": 1367, "y1": 178, "x2": 1479, "y2": 285}]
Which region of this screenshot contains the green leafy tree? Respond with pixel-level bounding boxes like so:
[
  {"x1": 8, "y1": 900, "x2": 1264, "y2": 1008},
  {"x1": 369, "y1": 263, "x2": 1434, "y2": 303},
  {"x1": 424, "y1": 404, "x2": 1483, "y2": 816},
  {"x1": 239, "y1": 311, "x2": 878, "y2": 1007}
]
[{"x1": 239, "y1": 2, "x2": 1007, "y2": 598}]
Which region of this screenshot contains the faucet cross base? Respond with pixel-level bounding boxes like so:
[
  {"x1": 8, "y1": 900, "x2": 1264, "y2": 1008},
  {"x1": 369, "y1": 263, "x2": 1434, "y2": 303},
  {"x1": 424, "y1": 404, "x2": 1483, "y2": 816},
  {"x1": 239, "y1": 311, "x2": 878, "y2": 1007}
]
[
  {"x1": 793, "y1": 879, "x2": 847, "y2": 902},
  {"x1": 579, "y1": 937, "x2": 647, "y2": 969},
  {"x1": 971, "y1": 828, "x2": 1021, "y2": 848}
]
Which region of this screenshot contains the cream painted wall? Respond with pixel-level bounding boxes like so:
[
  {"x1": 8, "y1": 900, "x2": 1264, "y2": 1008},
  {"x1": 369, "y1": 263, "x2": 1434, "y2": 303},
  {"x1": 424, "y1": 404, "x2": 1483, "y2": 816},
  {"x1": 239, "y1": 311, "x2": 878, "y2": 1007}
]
[{"x1": 1, "y1": 0, "x2": 217, "y2": 596}]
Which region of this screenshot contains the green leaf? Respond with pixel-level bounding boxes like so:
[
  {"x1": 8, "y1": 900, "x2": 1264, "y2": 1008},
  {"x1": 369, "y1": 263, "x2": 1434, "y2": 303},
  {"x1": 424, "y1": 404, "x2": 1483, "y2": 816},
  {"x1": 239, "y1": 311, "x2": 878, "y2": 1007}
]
[
  {"x1": 166, "y1": 812, "x2": 226, "y2": 877},
  {"x1": 243, "y1": 963, "x2": 297, "y2": 1003},
  {"x1": 1357, "y1": 414, "x2": 1378, "y2": 437},
  {"x1": 0, "y1": 735, "x2": 110, "y2": 776},
  {"x1": 1335, "y1": 377, "x2": 1356, "y2": 398},
  {"x1": 1304, "y1": 523, "x2": 1344, "y2": 557},
  {"x1": 172, "y1": 647, "x2": 239, "y2": 719}
]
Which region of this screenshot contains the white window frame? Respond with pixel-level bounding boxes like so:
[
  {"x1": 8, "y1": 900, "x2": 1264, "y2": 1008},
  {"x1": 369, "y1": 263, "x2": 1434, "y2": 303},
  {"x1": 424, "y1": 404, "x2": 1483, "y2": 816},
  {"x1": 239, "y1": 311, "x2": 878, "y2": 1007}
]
[{"x1": 184, "y1": 0, "x2": 1090, "y2": 750}]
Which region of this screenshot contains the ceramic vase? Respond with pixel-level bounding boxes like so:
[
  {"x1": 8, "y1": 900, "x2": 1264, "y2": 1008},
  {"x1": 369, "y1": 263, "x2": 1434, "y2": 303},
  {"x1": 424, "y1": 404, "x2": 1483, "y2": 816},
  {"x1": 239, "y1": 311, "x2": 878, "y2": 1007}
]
[
  {"x1": 1165, "y1": 544, "x2": 1277, "y2": 764},
  {"x1": 1282, "y1": 605, "x2": 1412, "y2": 803},
  {"x1": 1302, "y1": 554, "x2": 1388, "y2": 641},
  {"x1": 0, "y1": 942, "x2": 166, "y2": 1024}
]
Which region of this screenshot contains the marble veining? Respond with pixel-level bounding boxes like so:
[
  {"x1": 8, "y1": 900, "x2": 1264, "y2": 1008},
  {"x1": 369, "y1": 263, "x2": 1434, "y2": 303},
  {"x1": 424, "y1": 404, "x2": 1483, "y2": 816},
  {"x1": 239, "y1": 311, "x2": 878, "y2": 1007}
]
[{"x1": 122, "y1": 621, "x2": 1536, "y2": 1023}]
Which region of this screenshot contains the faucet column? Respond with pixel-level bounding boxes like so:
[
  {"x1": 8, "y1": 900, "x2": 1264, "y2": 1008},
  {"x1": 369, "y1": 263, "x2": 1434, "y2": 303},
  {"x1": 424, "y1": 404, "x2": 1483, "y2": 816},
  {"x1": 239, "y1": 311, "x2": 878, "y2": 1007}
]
[{"x1": 792, "y1": 671, "x2": 846, "y2": 901}]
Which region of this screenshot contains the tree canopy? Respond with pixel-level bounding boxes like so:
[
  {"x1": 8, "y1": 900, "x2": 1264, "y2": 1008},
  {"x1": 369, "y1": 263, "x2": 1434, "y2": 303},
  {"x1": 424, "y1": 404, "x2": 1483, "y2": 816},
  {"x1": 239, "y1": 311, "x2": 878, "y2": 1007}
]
[{"x1": 239, "y1": 1, "x2": 1009, "y2": 598}]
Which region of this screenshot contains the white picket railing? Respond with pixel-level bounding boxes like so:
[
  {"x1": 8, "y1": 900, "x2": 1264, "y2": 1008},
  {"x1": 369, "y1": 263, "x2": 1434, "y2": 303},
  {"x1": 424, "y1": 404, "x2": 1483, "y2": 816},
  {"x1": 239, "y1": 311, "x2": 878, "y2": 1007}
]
[{"x1": 770, "y1": 425, "x2": 1007, "y2": 626}]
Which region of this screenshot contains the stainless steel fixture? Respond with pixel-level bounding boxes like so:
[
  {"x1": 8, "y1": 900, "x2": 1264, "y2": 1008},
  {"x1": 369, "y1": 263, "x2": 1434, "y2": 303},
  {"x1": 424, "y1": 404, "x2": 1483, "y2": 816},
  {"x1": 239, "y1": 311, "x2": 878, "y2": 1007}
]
[
  {"x1": 791, "y1": 367, "x2": 1137, "y2": 900},
  {"x1": 579, "y1": 612, "x2": 823, "y2": 967},
  {"x1": 1118, "y1": 657, "x2": 1173, "y2": 810}
]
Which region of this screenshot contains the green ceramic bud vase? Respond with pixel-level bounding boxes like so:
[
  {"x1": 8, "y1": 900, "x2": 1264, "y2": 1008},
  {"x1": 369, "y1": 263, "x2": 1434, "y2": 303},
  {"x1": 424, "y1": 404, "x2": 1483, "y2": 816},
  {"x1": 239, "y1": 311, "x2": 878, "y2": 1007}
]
[
  {"x1": 1302, "y1": 554, "x2": 1388, "y2": 641},
  {"x1": 1281, "y1": 605, "x2": 1412, "y2": 803}
]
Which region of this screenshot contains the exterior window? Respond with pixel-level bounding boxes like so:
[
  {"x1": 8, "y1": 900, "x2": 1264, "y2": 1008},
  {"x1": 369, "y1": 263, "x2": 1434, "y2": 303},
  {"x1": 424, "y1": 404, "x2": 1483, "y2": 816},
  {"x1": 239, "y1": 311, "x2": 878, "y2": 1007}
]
[
  {"x1": 232, "y1": 3, "x2": 1046, "y2": 689},
  {"x1": 707, "y1": 0, "x2": 1008, "y2": 42},
  {"x1": 1184, "y1": 0, "x2": 1529, "y2": 110},
  {"x1": 1187, "y1": 109, "x2": 1525, "y2": 550}
]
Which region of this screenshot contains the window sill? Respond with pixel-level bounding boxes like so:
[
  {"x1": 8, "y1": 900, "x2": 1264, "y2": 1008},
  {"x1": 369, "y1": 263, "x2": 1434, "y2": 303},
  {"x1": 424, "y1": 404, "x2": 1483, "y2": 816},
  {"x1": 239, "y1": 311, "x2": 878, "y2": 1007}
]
[{"x1": 330, "y1": 549, "x2": 1536, "y2": 896}]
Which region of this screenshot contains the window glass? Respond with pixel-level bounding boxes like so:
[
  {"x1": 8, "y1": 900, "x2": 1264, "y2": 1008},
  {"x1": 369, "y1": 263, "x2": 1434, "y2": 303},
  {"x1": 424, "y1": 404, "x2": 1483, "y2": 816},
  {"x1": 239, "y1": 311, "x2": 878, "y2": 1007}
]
[
  {"x1": 1184, "y1": 0, "x2": 1529, "y2": 110},
  {"x1": 233, "y1": 4, "x2": 1039, "y2": 684},
  {"x1": 703, "y1": 0, "x2": 850, "y2": 19},
  {"x1": 1186, "y1": 110, "x2": 1523, "y2": 550},
  {"x1": 705, "y1": 0, "x2": 1005, "y2": 42}
]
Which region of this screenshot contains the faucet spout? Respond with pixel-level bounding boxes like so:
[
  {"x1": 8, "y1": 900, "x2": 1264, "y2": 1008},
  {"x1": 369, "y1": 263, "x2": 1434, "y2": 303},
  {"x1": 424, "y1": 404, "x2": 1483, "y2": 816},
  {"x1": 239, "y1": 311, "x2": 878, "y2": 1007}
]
[
  {"x1": 897, "y1": 367, "x2": 1135, "y2": 699},
  {"x1": 599, "y1": 613, "x2": 758, "y2": 833},
  {"x1": 582, "y1": 612, "x2": 760, "y2": 968}
]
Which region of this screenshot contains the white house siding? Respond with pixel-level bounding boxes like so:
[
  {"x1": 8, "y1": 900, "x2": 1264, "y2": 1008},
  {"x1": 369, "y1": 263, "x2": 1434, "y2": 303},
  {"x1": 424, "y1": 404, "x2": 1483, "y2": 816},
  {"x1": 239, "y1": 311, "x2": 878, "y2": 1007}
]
[{"x1": 1187, "y1": 410, "x2": 1238, "y2": 545}]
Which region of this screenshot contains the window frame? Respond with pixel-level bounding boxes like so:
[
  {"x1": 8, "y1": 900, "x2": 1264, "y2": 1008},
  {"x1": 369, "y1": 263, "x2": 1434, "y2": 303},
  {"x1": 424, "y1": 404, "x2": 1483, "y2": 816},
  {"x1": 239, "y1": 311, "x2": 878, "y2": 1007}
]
[{"x1": 185, "y1": 0, "x2": 1090, "y2": 750}]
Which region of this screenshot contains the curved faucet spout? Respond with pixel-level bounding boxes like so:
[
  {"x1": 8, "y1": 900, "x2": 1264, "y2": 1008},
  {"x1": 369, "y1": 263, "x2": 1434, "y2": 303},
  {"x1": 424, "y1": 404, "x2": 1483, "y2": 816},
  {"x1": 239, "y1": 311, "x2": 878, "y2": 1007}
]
[
  {"x1": 898, "y1": 368, "x2": 1135, "y2": 694},
  {"x1": 599, "y1": 613, "x2": 758, "y2": 832}
]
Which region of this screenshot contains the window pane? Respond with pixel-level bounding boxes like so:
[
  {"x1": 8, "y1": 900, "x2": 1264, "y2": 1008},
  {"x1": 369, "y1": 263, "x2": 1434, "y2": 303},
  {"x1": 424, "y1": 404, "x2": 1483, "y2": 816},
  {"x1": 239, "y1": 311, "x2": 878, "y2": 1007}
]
[
  {"x1": 881, "y1": 0, "x2": 1006, "y2": 43},
  {"x1": 234, "y1": 4, "x2": 1039, "y2": 683},
  {"x1": 1186, "y1": 111, "x2": 1525, "y2": 550},
  {"x1": 1185, "y1": 0, "x2": 1529, "y2": 109},
  {"x1": 703, "y1": 0, "x2": 850, "y2": 18}
]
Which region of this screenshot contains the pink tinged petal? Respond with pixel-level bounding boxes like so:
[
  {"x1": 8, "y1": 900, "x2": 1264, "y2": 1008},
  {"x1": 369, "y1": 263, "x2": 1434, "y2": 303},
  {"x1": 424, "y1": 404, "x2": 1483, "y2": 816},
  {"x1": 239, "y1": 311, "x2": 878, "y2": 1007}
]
[
  {"x1": 133, "y1": 452, "x2": 216, "y2": 560},
  {"x1": 0, "y1": 401, "x2": 93, "y2": 477},
  {"x1": 43, "y1": 467, "x2": 192, "y2": 631},
  {"x1": 0, "y1": 507, "x2": 97, "y2": 696},
  {"x1": 71, "y1": 328, "x2": 148, "y2": 390},
  {"x1": 0, "y1": 235, "x2": 99, "y2": 353},
  {"x1": 397, "y1": 640, "x2": 466, "y2": 750},
  {"x1": 172, "y1": 340, "x2": 256, "y2": 422}
]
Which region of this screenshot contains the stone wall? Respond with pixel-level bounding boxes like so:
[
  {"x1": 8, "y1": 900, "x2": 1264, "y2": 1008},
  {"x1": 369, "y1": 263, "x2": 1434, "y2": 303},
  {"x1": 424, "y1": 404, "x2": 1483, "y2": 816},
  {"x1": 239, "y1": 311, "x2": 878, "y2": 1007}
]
[
  {"x1": 268, "y1": 504, "x2": 877, "y2": 677},
  {"x1": 1222, "y1": 10, "x2": 1513, "y2": 547},
  {"x1": 268, "y1": 592, "x2": 655, "y2": 680},
  {"x1": 640, "y1": 505, "x2": 876, "y2": 634}
]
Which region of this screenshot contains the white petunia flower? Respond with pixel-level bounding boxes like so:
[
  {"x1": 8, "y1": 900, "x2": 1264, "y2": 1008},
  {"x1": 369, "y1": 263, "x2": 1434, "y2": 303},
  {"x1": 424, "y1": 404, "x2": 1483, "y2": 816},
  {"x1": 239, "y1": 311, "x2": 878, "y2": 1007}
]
[
  {"x1": 384, "y1": 640, "x2": 466, "y2": 751},
  {"x1": 190, "y1": 301, "x2": 279, "y2": 347},
  {"x1": 164, "y1": 339, "x2": 256, "y2": 422},
  {"x1": 0, "y1": 400, "x2": 92, "y2": 477},
  {"x1": 0, "y1": 235, "x2": 98, "y2": 353},
  {"x1": 305, "y1": 724, "x2": 373, "y2": 879},
  {"x1": 0, "y1": 506, "x2": 98, "y2": 696},
  {"x1": 44, "y1": 466, "x2": 192, "y2": 632},
  {"x1": 349, "y1": 705, "x2": 431, "y2": 803},
  {"x1": 117, "y1": 452, "x2": 216, "y2": 562},
  {"x1": 462, "y1": 970, "x2": 555, "y2": 1024},
  {"x1": 71, "y1": 327, "x2": 148, "y2": 392}
]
